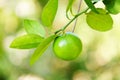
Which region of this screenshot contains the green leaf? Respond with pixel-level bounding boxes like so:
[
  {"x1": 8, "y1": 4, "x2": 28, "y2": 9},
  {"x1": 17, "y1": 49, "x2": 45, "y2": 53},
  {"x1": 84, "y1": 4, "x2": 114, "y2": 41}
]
[
  {"x1": 84, "y1": 0, "x2": 98, "y2": 13},
  {"x1": 10, "y1": 34, "x2": 44, "y2": 49},
  {"x1": 103, "y1": 0, "x2": 120, "y2": 14},
  {"x1": 24, "y1": 19, "x2": 45, "y2": 37},
  {"x1": 66, "y1": 0, "x2": 75, "y2": 19},
  {"x1": 38, "y1": 0, "x2": 49, "y2": 7},
  {"x1": 66, "y1": 0, "x2": 74, "y2": 12},
  {"x1": 30, "y1": 35, "x2": 56, "y2": 65},
  {"x1": 86, "y1": 8, "x2": 113, "y2": 31},
  {"x1": 41, "y1": 0, "x2": 58, "y2": 27}
]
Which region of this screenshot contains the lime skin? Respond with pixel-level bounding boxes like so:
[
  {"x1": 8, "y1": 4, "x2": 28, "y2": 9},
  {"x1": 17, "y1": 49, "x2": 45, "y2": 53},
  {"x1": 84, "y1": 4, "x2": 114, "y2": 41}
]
[{"x1": 53, "y1": 32, "x2": 82, "y2": 60}]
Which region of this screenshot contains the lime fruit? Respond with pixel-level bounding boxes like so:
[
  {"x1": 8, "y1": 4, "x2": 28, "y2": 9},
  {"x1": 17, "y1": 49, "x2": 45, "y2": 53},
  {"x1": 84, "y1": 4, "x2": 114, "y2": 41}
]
[{"x1": 53, "y1": 32, "x2": 82, "y2": 60}]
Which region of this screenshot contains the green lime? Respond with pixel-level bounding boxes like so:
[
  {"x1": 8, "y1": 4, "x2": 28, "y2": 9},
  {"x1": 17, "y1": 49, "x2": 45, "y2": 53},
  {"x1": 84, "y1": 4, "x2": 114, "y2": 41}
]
[{"x1": 53, "y1": 32, "x2": 82, "y2": 60}]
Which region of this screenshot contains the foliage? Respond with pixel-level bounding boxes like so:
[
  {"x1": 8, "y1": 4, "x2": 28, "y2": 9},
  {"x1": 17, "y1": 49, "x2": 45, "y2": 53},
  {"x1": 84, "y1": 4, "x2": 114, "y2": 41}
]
[
  {"x1": 10, "y1": 0, "x2": 120, "y2": 65},
  {"x1": 24, "y1": 19, "x2": 45, "y2": 37},
  {"x1": 10, "y1": 34, "x2": 44, "y2": 49},
  {"x1": 30, "y1": 35, "x2": 56, "y2": 65},
  {"x1": 41, "y1": 0, "x2": 58, "y2": 27},
  {"x1": 86, "y1": 8, "x2": 113, "y2": 31}
]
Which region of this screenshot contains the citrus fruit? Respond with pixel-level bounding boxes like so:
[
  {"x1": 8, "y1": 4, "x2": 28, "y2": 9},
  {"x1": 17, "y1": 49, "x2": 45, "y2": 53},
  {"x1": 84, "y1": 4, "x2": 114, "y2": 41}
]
[{"x1": 53, "y1": 32, "x2": 82, "y2": 60}]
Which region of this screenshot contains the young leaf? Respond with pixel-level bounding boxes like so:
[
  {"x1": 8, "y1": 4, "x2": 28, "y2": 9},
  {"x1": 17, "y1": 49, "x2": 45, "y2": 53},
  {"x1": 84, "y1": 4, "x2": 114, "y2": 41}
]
[
  {"x1": 30, "y1": 35, "x2": 56, "y2": 65},
  {"x1": 10, "y1": 34, "x2": 44, "y2": 49},
  {"x1": 86, "y1": 8, "x2": 113, "y2": 31},
  {"x1": 84, "y1": 0, "x2": 98, "y2": 13},
  {"x1": 41, "y1": 0, "x2": 58, "y2": 27},
  {"x1": 66, "y1": 0, "x2": 74, "y2": 12},
  {"x1": 24, "y1": 19, "x2": 46, "y2": 37},
  {"x1": 66, "y1": 0, "x2": 75, "y2": 19}
]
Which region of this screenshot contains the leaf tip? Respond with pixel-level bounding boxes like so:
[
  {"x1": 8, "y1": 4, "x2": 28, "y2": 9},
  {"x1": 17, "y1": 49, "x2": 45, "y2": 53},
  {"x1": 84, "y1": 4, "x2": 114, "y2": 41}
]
[
  {"x1": 9, "y1": 42, "x2": 14, "y2": 48},
  {"x1": 9, "y1": 44, "x2": 13, "y2": 48},
  {"x1": 30, "y1": 56, "x2": 36, "y2": 66}
]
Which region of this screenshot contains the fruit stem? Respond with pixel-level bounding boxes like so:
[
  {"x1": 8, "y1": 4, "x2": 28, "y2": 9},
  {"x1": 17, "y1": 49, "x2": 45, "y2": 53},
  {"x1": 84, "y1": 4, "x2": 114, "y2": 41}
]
[{"x1": 55, "y1": 8, "x2": 89, "y2": 35}]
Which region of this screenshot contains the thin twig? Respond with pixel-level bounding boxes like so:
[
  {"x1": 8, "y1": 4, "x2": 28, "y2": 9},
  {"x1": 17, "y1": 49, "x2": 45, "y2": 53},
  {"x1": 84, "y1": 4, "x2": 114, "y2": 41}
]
[
  {"x1": 72, "y1": 0, "x2": 82, "y2": 32},
  {"x1": 55, "y1": 8, "x2": 89, "y2": 35}
]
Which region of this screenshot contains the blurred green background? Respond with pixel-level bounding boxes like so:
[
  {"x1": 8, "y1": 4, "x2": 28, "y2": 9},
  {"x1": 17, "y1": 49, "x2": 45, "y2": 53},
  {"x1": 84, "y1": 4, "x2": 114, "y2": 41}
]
[{"x1": 0, "y1": 0, "x2": 120, "y2": 80}]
